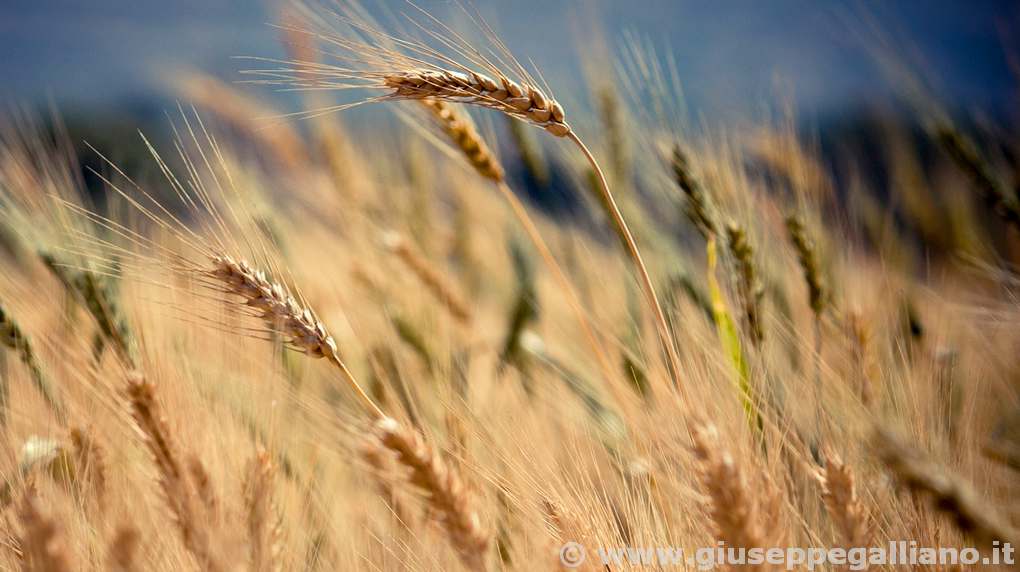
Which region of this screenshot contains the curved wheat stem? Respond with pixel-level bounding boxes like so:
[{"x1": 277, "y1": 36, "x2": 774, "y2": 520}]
[
  {"x1": 569, "y1": 132, "x2": 683, "y2": 391},
  {"x1": 418, "y1": 99, "x2": 620, "y2": 395}
]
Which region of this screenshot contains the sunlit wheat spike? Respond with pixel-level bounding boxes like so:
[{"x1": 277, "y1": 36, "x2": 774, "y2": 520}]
[
  {"x1": 208, "y1": 254, "x2": 384, "y2": 418},
  {"x1": 384, "y1": 68, "x2": 570, "y2": 137},
  {"x1": 210, "y1": 255, "x2": 338, "y2": 359},
  {"x1": 874, "y1": 429, "x2": 1018, "y2": 547},
  {"x1": 18, "y1": 490, "x2": 73, "y2": 572},
  {"x1": 817, "y1": 453, "x2": 871, "y2": 547},
  {"x1": 125, "y1": 374, "x2": 223, "y2": 572},
  {"x1": 420, "y1": 99, "x2": 504, "y2": 182},
  {"x1": 374, "y1": 417, "x2": 489, "y2": 570}
]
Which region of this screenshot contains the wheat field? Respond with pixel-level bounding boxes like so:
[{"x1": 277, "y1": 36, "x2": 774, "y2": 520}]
[{"x1": 0, "y1": 1, "x2": 1017, "y2": 570}]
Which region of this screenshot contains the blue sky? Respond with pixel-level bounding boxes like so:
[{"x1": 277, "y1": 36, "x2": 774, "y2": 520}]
[{"x1": 1, "y1": 0, "x2": 1016, "y2": 122}]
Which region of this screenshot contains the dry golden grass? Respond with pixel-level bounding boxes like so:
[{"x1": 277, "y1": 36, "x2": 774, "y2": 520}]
[{"x1": 0, "y1": 2, "x2": 1018, "y2": 571}]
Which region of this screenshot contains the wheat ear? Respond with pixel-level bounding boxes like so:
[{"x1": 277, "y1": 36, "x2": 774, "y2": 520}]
[
  {"x1": 690, "y1": 423, "x2": 768, "y2": 554},
  {"x1": 874, "y1": 429, "x2": 1018, "y2": 547},
  {"x1": 419, "y1": 99, "x2": 504, "y2": 182},
  {"x1": 210, "y1": 255, "x2": 384, "y2": 418},
  {"x1": 360, "y1": 436, "x2": 415, "y2": 531},
  {"x1": 382, "y1": 233, "x2": 474, "y2": 326},
  {"x1": 0, "y1": 302, "x2": 66, "y2": 421},
  {"x1": 69, "y1": 427, "x2": 107, "y2": 509},
  {"x1": 385, "y1": 69, "x2": 569, "y2": 137},
  {"x1": 784, "y1": 215, "x2": 826, "y2": 317},
  {"x1": 726, "y1": 222, "x2": 765, "y2": 347},
  {"x1": 671, "y1": 144, "x2": 718, "y2": 240},
  {"x1": 18, "y1": 490, "x2": 72, "y2": 572},
  {"x1": 245, "y1": 448, "x2": 280, "y2": 572},
  {"x1": 933, "y1": 123, "x2": 1020, "y2": 229},
  {"x1": 817, "y1": 453, "x2": 871, "y2": 548},
  {"x1": 125, "y1": 374, "x2": 222, "y2": 572},
  {"x1": 373, "y1": 417, "x2": 489, "y2": 571}
]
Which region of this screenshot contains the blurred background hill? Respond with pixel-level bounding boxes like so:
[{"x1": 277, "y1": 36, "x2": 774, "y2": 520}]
[{"x1": 2, "y1": 0, "x2": 1017, "y2": 214}]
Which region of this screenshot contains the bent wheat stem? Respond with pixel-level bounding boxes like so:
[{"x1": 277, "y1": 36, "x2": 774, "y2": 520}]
[
  {"x1": 568, "y1": 131, "x2": 682, "y2": 392},
  {"x1": 417, "y1": 98, "x2": 619, "y2": 395},
  {"x1": 493, "y1": 180, "x2": 620, "y2": 398}
]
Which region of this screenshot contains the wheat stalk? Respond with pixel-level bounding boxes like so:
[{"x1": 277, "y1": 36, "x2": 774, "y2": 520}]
[{"x1": 419, "y1": 100, "x2": 621, "y2": 396}]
